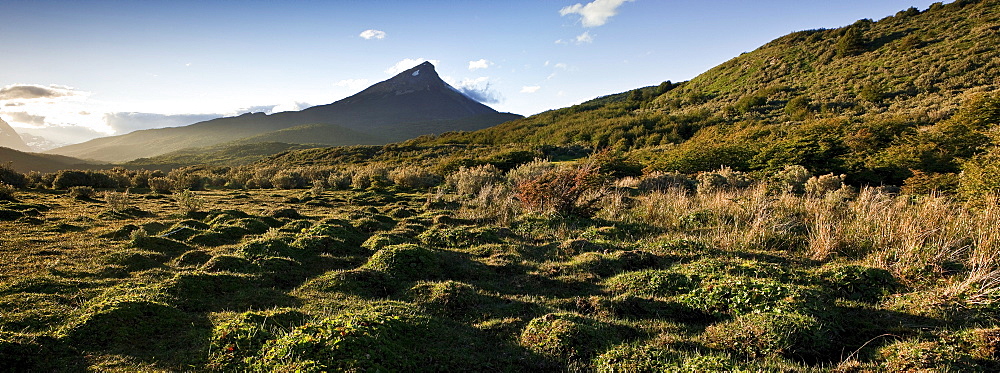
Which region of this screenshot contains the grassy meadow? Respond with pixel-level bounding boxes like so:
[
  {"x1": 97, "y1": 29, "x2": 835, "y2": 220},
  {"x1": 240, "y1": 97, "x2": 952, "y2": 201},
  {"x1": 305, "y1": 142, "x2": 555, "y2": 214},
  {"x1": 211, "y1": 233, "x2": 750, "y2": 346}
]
[{"x1": 2, "y1": 160, "x2": 999, "y2": 371}]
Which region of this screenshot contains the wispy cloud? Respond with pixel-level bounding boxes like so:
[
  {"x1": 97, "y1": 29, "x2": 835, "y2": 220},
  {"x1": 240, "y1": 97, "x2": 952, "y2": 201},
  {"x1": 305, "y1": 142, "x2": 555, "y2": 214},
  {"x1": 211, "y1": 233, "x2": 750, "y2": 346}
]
[
  {"x1": 385, "y1": 58, "x2": 439, "y2": 75},
  {"x1": 575, "y1": 31, "x2": 594, "y2": 44},
  {"x1": 359, "y1": 29, "x2": 386, "y2": 40},
  {"x1": 559, "y1": 0, "x2": 633, "y2": 27},
  {"x1": 335, "y1": 79, "x2": 371, "y2": 90},
  {"x1": 451, "y1": 77, "x2": 502, "y2": 104},
  {"x1": 468, "y1": 59, "x2": 492, "y2": 71},
  {"x1": 3, "y1": 111, "x2": 46, "y2": 126},
  {"x1": 520, "y1": 86, "x2": 541, "y2": 94}
]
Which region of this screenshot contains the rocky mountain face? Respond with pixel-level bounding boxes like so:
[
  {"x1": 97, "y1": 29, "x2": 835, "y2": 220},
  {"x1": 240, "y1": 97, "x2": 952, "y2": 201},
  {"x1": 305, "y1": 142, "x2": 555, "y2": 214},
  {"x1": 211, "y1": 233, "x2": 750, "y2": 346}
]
[
  {"x1": 0, "y1": 118, "x2": 29, "y2": 152},
  {"x1": 46, "y1": 62, "x2": 520, "y2": 162}
]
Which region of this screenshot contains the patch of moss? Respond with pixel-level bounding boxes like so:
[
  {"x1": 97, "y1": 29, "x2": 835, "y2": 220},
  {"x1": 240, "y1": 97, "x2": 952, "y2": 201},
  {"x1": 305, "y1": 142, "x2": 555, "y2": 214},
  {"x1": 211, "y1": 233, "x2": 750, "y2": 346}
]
[
  {"x1": 299, "y1": 269, "x2": 398, "y2": 298},
  {"x1": 0, "y1": 333, "x2": 86, "y2": 372},
  {"x1": 102, "y1": 250, "x2": 169, "y2": 272},
  {"x1": 878, "y1": 338, "x2": 978, "y2": 372},
  {"x1": 407, "y1": 281, "x2": 489, "y2": 318},
  {"x1": 159, "y1": 272, "x2": 297, "y2": 312},
  {"x1": 173, "y1": 249, "x2": 213, "y2": 267},
  {"x1": 679, "y1": 277, "x2": 825, "y2": 316},
  {"x1": 418, "y1": 226, "x2": 503, "y2": 247},
  {"x1": 361, "y1": 232, "x2": 412, "y2": 251},
  {"x1": 201, "y1": 255, "x2": 258, "y2": 273},
  {"x1": 362, "y1": 244, "x2": 444, "y2": 281},
  {"x1": 592, "y1": 342, "x2": 677, "y2": 373},
  {"x1": 815, "y1": 263, "x2": 898, "y2": 302},
  {"x1": 129, "y1": 235, "x2": 193, "y2": 257}
]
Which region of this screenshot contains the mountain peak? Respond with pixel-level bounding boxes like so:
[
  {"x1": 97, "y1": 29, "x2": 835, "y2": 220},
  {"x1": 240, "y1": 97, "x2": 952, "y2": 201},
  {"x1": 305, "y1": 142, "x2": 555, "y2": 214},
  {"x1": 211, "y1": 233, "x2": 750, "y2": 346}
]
[{"x1": 349, "y1": 61, "x2": 452, "y2": 99}]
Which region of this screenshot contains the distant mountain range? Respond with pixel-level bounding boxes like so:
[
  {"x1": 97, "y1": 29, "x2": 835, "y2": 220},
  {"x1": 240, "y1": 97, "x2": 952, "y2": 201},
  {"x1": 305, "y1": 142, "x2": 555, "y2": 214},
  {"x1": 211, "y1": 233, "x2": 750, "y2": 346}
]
[{"x1": 45, "y1": 62, "x2": 521, "y2": 163}]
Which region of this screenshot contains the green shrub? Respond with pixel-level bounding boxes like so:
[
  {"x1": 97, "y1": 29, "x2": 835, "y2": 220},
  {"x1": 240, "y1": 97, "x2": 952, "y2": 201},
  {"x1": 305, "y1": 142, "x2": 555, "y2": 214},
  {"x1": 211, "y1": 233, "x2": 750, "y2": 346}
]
[
  {"x1": 52, "y1": 170, "x2": 90, "y2": 189},
  {"x1": 446, "y1": 164, "x2": 503, "y2": 195},
  {"x1": 149, "y1": 177, "x2": 173, "y2": 193},
  {"x1": 603, "y1": 270, "x2": 698, "y2": 297},
  {"x1": 636, "y1": 171, "x2": 696, "y2": 193},
  {"x1": 0, "y1": 182, "x2": 15, "y2": 201},
  {"x1": 0, "y1": 163, "x2": 27, "y2": 188},
  {"x1": 102, "y1": 190, "x2": 131, "y2": 213},
  {"x1": 67, "y1": 186, "x2": 95, "y2": 199},
  {"x1": 389, "y1": 166, "x2": 441, "y2": 189},
  {"x1": 702, "y1": 312, "x2": 829, "y2": 358},
  {"x1": 174, "y1": 190, "x2": 205, "y2": 213},
  {"x1": 519, "y1": 313, "x2": 613, "y2": 362}
]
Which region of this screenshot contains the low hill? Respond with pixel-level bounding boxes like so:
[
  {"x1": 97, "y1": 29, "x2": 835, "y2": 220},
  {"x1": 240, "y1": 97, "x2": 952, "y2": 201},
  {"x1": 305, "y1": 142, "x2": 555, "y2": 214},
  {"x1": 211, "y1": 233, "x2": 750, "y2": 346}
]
[
  {"x1": 45, "y1": 62, "x2": 521, "y2": 163},
  {"x1": 0, "y1": 146, "x2": 96, "y2": 173}
]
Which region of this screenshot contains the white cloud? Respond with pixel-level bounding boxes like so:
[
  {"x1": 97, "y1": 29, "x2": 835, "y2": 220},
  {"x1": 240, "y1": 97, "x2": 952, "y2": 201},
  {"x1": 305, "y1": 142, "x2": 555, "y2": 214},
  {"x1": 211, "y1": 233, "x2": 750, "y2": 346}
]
[
  {"x1": 575, "y1": 31, "x2": 594, "y2": 44},
  {"x1": 449, "y1": 77, "x2": 502, "y2": 104},
  {"x1": 359, "y1": 29, "x2": 386, "y2": 40},
  {"x1": 559, "y1": 0, "x2": 633, "y2": 27},
  {"x1": 335, "y1": 79, "x2": 371, "y2": 90},
  {"x1": 385, "y1": 58, "x2": 439, "y2": 75},
  {"x1": 520, "y1": 86, "x2": 541, "y2": 93},
  {"x1": 468, "y1": 59, "x2": 491, "y2": 71},
  {"x1": 554, "y1": 63, "x2": 569, "y2": 70}
]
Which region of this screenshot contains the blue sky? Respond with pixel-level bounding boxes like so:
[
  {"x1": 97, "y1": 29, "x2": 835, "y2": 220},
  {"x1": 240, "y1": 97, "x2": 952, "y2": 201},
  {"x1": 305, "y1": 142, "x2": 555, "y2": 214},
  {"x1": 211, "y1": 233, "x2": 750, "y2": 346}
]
[{"x1": 0, "y1": 0, "x2": 950, "y2": 147}]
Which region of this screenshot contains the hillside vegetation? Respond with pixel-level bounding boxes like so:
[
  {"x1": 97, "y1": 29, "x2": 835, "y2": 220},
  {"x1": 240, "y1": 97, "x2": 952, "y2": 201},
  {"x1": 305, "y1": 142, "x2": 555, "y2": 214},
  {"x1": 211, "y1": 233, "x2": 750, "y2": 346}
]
[{"x1": 420, "y1": 0, "x2": 1000, "y2": 189}]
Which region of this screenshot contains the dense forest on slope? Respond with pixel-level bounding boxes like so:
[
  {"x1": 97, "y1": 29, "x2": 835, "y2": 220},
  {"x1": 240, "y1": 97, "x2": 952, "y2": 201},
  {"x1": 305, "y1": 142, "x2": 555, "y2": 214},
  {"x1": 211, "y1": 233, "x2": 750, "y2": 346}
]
[{"x1": 417, "y1": 0, "x2": 1000, "y2": 189}]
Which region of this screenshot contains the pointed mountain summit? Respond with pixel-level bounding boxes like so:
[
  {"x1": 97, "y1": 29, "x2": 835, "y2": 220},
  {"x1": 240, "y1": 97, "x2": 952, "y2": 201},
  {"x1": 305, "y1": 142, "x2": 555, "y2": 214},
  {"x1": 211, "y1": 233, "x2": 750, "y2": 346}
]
[
  {"x1": 47, "y1": 62, "x2": 521, "y2": 162},
  {"x1": 0, "y1": 117, "x2": 30, "y2": 152}
]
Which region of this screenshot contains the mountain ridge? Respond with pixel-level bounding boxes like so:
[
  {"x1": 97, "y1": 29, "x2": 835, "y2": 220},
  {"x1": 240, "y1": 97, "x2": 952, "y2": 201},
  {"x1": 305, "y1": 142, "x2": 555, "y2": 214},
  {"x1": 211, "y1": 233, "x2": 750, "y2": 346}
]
[{"x1": 44, "y1": 62, "x2": 521, "y2": 163}]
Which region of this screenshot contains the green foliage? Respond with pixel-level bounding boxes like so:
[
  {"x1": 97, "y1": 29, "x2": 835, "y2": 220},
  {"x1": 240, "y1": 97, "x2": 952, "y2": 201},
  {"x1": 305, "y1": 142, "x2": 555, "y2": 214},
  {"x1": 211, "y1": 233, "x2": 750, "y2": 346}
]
[
  {"x1": 878, "y1": 338, "x2": 978, "y2": 372},
  {"x1": 207, "y1": 308, "x2": 306, "y2": 371},
  {"x1": 592, "y1": 342, "x2": 676, "y2": 372},
  {"x1": 835, "y1": 26, "x2": 868, "y2": 57},
  {"x1": 680, "y1": 277, "x2": 822, "y2": 316},
  {"x1": 603, "y1": 270, "x2": 699, "y2": 297},
  {"x1": 816, "y1": 263, "x2": 898, "y2": 302},
  {"x1": 703, "y1": 312, "x2": 830, "y2": 358}
]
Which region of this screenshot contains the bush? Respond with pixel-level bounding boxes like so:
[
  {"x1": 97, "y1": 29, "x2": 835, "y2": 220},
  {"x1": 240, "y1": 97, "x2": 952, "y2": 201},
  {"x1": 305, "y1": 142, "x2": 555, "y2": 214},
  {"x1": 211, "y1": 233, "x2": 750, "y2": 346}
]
[
  {"x1": 446, "y1": 164, "x2": 502, "y2": 195},
  {"x1": 0, "y1": 182, "x2": 15, "y2": 201},
  {"x1": 174, "y1": 190, "x2": 205, "y2": 214},
  {"x1": 805, "y1": 173, "x2": 845, "y2": 196},
  {"x1": 350, "y1": 164, "x2": 390, "y2": 189},
  {"x1": 516, "y1": 164, "x2": 604, "y2": 217},
  {"x1": 103, "y1": 190, "x2": 131, "y2": 213},
  {"x1": 702, "y1": 312, "x2": 829, "y2": 358},
  {"x1": 148, "y1": 177, "x2": 173, "y2": 193},
  {"x1": 0, "y1": 162, "x2": 27, "y2": 188},
  {"x1": 67, "y1": 186, "x2": 96, "y2": 199},
  {"x1": 389, "y1": 166, "x2": 441, "y2": 189},
  {"x1": 774, "y1": 165, "x2": 811, "y2": 193},
  {"x1": 52, "y1": 170, "x2": 91, "y2": 189},
  {"x1": 636, "y1": 171, "x2": 696, "y2": 193},
  {"x1": 270, "y1": 170, "x2": 307, "y2": 189},
  {"x1": 507, "y1": 158, "x2": 556, "y2": 186}
]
